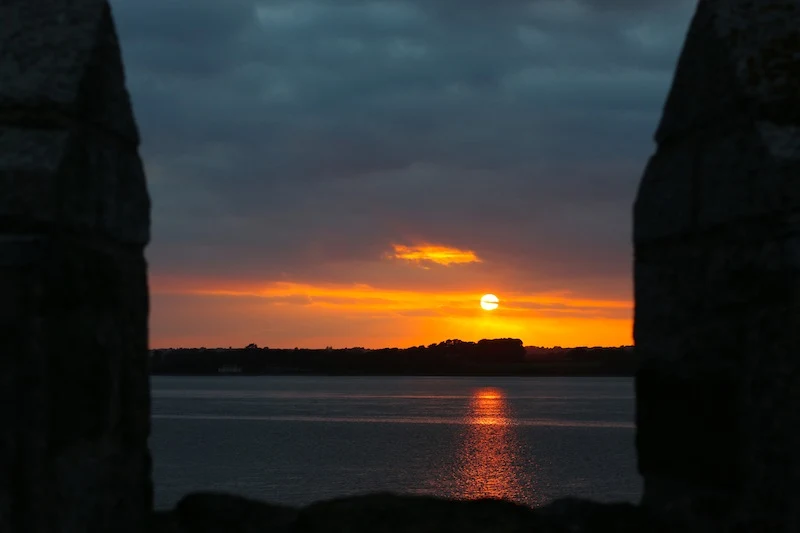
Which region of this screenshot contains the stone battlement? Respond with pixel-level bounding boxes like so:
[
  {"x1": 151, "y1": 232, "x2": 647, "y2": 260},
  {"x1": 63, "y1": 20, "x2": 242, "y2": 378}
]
[{"x1": 1, "y1": 0, "x2": 799, "y2": 531}]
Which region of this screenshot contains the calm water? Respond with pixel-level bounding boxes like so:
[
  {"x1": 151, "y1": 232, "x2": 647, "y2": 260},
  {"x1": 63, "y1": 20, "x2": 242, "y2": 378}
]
[{"x1": 150, "y1": 376, "x2": 640, "y2": 509}]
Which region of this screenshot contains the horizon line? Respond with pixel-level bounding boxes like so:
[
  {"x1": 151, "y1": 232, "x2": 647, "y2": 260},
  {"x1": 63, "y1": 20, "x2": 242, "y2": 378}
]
[{"x1": 150, "y1": 344, "x2": 636, "y2": 351}]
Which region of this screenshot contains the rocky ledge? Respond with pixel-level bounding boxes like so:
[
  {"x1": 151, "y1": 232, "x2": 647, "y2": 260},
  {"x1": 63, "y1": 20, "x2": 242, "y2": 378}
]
[{"x1": 150, "y1": 492, "x2": 678, "y2": 533}]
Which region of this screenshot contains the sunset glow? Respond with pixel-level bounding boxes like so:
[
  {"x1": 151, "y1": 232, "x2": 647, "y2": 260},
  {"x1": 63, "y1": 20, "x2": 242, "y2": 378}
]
[
  {"x1": 149, "y1": 277, "x2": 633, "y2": 349},
  {"x1": 389, "y1": 244, "x2": 482, "y2": 266},
  {"x1": 116, "y1": 0, "x2": 696, "y2": 353}
]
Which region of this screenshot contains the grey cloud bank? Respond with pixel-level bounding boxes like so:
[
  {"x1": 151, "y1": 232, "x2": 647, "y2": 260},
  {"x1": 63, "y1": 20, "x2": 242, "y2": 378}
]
[{"x1": 110, "y1": 0, "x2": 695, "y2": 296}]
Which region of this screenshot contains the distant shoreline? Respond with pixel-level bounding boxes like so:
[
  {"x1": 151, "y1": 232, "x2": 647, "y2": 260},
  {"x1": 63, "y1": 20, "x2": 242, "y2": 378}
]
[
  {"x1": 149, "y1": 340, "x2": 637, "y2": 378},
  {"x1": 151, "y1": 372, "x2": 635, "y2": 378},
  {"x1": 150, "y1": 366, "x2": 636, "y2": 378}
]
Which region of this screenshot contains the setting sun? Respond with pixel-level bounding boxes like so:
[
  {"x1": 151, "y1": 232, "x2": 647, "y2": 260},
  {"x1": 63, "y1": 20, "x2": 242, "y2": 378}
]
[
  {"x1": 149, "y1": 278, "x2": 633, "y2": 348},
  {"x1": 480, "y1": 294, "x2": 499, "y2": 311}
]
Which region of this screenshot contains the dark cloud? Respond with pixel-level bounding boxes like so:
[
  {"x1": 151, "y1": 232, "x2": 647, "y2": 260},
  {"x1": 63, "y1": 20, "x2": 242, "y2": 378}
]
[{"x1": 109, "y1": 0, "x2": 696, "y2": 293}]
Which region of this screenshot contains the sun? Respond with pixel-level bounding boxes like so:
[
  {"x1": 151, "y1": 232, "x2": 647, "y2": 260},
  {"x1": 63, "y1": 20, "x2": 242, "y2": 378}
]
[{"x1": 480, "y1": 294, "x2": 499, "y2": 311}]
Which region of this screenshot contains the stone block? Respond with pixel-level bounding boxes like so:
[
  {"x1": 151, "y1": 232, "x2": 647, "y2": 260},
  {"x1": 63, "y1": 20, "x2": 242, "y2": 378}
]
[
  {"x1": 636, "y1": 360, "x2": 743, "y2": 494},
  {"x1": 0, "y1": 127, "x2": 150, "y2": 244},
  {"x1": 695, "y1": 130, "x2": 780, "y2": 230},
  {"x1": 0, "y1": 128, "x2": 68, "y2": 227},
  {"x1": 632, "y1": 146, "x2": 695, "y2": 245},
  {"x1": 59, "y1": 130, "x2": 151, "y2": 244},
  {"x1": 0, "y1": 0, "x2": 139, "y2": 143},
  {"x1": 0, "y1": 1, "x2": 152, "y2": 532},
  {"x1": 634, "y1": 0, "x2": 800, "y2": 528},
  {"x1": 0, "y1": 237, "x2": 152, "y2": 533},
  {"x1": 654, "y1": 2, "x2": 750, "y2": 146}
]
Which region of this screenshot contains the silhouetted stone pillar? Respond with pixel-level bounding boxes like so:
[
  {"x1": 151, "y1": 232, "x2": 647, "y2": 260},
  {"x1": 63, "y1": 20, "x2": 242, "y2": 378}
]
[
  {"x1": 0, "y1": 1, "x2": 152, "y2": 532},
  {"x1": 634, "y1": 0, "x2": 800, "y2": 529}
]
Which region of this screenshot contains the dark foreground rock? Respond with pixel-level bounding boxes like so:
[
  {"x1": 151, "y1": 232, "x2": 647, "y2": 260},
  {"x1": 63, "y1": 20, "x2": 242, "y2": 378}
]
[
  {"x1": 151, "y1": 492, "x2": 667, "y2": 533},
  {"x1": 150, "y1": 492, "x2": 297, "y2": 533}
]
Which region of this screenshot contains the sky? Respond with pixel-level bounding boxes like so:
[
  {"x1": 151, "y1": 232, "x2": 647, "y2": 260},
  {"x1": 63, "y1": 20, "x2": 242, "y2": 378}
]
[{"x1": 109, "y1": 0, "x2": 697, "y2": 349}]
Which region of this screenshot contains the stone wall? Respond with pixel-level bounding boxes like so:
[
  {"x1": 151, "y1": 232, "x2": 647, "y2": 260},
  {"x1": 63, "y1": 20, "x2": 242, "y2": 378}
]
[
  {"x1": 634, "y1": 0, "x2": 800, "y2": 530},
  {"x1": 0, "y1": 1, "x2": 152, "y2": 532},
  {"x1": 2, "y1": 0, "x2": 800, "y2": 532}
]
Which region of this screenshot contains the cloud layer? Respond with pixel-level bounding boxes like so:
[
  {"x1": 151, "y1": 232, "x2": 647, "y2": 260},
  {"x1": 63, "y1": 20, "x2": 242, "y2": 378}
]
[{"x1": 109, "y1": 0, "x2": 696, "y2": 346}]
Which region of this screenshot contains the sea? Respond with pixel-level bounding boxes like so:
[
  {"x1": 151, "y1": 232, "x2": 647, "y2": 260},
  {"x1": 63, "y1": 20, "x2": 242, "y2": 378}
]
[{"x1": 150, "y1": 376, "x2": 641, "y2": 509}]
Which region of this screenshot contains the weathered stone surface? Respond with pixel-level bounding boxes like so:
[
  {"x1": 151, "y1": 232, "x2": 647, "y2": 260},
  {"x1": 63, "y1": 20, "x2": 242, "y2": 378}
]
[
  {"x1": 633, "y1": 0, "x2": 800, "y2": 529},
  {"x1": 0, "y1": 1, "x2": 149, "y2": 245},
  {"x1": 3, "y1": 0, "x2": 798, "y2": 530},
  {"x1": 0, "y1": 0, "x2": 140, "y2": 142},
  {"x1": 0, "y1": 1, "x2": 152, "y2": 532}
]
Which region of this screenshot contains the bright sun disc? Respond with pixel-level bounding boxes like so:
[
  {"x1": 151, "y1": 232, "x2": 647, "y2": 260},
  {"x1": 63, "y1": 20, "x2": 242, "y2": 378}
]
[{"x1": 480, "y1": 294, "x2": 499, "y2": 311}]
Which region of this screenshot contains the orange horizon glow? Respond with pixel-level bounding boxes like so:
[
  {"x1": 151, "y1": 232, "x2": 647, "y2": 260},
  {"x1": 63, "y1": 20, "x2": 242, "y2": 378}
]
[{"x1": 149, "y1": 277, "x2": 633, "y2": 349}]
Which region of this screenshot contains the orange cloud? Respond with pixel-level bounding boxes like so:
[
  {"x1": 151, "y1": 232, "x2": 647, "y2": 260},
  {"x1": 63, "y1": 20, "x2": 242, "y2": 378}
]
[{"x1": 389, "y1": 243, "x2": 481, "y2": 266}]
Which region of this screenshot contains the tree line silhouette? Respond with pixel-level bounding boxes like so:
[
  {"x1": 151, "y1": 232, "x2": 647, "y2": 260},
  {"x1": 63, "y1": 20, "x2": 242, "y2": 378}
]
[{"x1": 149, "y1": 338, "x2": 636, "y2": 376}]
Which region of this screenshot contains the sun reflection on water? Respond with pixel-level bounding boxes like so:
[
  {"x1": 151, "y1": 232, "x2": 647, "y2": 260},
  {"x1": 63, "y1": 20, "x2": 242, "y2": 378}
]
[{"x1": 451, "y1": 387, "x2": 530, "y2": 503}]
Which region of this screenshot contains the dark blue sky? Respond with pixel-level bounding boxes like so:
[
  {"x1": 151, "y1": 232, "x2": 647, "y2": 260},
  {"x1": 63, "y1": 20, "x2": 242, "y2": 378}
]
[{"x1": 108, "y1": 0, "x2": 697, "y2": 347}]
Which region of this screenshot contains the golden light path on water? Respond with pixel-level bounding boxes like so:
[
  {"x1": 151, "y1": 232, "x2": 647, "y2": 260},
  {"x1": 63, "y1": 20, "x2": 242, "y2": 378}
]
[{"x1": 450, "y1": 388, "x2": 530, "y2": 503}]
